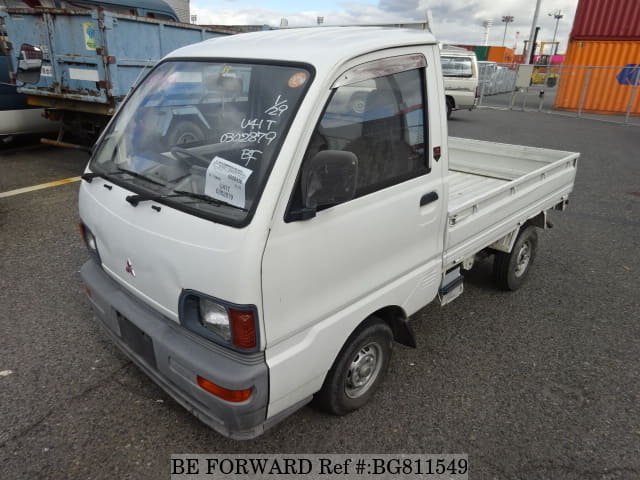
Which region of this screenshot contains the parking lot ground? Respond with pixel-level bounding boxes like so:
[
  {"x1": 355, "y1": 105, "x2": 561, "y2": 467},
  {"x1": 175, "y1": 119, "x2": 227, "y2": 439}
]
[{"x1": 1, "y1": 109, "x2": 639, "y2": 480}]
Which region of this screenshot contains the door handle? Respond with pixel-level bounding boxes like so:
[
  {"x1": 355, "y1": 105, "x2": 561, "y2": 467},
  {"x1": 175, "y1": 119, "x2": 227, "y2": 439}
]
[{"x1": 420, "y1": 191, "x2": 439, "y2": 206}]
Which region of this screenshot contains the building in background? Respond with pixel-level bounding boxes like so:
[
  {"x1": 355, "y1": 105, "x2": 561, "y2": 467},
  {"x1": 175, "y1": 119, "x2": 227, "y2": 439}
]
[
  {"x1": 450, "y1": 45, "x2": 515, "y2": 64},
  {"x1": 164, "y1": 0, "x2": 189, "y2": 23},
  {"x1": 554, "y1": 0, "x2": 640, "y2": 116}
]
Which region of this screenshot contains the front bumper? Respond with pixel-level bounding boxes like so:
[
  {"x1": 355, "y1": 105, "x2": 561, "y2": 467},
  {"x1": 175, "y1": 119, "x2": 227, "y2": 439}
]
[{"x1": 80, "y1": 260, "x2": 269, "y2": 440}]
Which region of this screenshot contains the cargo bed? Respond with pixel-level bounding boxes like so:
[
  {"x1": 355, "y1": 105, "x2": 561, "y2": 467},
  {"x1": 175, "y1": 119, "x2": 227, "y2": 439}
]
[{"x1": 444, "y1": 137, "x2": 579, "y2": 269}]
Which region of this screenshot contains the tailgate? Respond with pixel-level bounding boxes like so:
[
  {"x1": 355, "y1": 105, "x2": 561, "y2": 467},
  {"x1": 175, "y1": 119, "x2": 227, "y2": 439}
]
[
  {"x1": 2, "y1": 9, "x2": 112, "y2": 107},
  {"x1": 444, "y1": 137, "x2": 578, "y2": 269}
]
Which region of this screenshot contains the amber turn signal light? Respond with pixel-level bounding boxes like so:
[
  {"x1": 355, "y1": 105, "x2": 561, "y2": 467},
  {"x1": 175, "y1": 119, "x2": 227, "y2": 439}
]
[{"x1": 197, "y1": 376, "x2": 252, "y2": 402}]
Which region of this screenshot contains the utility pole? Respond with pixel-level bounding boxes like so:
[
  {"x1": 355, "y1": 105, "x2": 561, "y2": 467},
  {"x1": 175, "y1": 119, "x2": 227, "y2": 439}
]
[
  {"x1": 524, "y1": 0, "x2": 542, "y2": 63},
  {"x1": 502, "y1": 15, "x2": 514, "y2": 47},
  {"x1": 529, "y1": 26, "x2": 541, "y2": 64},
  {"x1": 549, "y1": 10, "x2": 564, "y2": 55}
]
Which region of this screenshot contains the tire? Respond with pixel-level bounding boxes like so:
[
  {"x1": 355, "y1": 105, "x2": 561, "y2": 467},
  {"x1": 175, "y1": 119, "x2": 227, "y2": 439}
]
[
  {"x1": 446, "y1": 98, "x2": 453, "y2": 119},
  {"x1": 165, "y1": 119, "x2": 205, "y2": 147},
  {"x1": 349, "y1": 92, "x2": 367, "y2": 114},
  {"x1": 313, "y1": 318, "x2": 393, "y2": 416},
  {"x1": 546, "y1": 76, "x2": 557, "y2": 88},
  {"x1": 494, "y1": 225, "x2": 538, "y2": 291}
]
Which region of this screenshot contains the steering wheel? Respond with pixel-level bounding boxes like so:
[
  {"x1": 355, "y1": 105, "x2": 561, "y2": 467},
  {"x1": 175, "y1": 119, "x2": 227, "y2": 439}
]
[{"x1": 170, "y1": 146, "x2": 211, "y2": 168}]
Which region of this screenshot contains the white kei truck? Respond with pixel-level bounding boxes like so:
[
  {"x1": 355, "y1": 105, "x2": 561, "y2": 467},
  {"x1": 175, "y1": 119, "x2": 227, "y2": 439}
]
[
  {"x1": 440, "y1": 46, "x2": 480, "y2": 118},
  {"x1": 78, "y1": 27, "x2": 579, "y2": 439}
]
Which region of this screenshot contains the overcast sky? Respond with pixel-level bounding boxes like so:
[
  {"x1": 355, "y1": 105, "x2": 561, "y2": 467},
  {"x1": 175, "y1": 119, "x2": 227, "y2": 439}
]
[{"x1": 191, "y1": 0, "x2": 580, "y2": 53}]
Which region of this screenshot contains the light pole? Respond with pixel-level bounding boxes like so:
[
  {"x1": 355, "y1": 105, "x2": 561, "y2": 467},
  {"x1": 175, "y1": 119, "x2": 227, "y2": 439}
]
[
  {"x1": 502, "y1": 15, "x2": 514, "y2": 47},
  {"x1": 549, "y1": 10, "x2": 564, "y2": 55},
  {"x1": 524, "y1": 0, "x2": 542, "y2": 64},
  {"x1": 482, "y1": 19, "x2": 493, "y2": 46}
]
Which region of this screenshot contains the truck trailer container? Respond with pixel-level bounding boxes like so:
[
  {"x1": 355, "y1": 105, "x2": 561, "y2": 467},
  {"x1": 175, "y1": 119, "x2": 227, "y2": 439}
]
[{"x1": 0, "y1": 5, "x2": 233, "y2": 137}]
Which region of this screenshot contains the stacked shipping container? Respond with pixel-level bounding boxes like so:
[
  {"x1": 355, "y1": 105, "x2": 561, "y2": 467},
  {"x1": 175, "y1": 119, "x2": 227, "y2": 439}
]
[
  {"x1": 554, "y1": 0, "x2": 640, "y2": 115},
  {"x1": 452, "y1": 45, "x2": 514, "y2": 63},
  {"x1": 570, "y1": 0, "x2": 640, "y2": 40},
  {"x1": 487, "y1": 47, "x2": 515, "y2": 64}
]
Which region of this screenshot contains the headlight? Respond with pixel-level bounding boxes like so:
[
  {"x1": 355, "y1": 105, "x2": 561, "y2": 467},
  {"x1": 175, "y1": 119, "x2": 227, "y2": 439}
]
[
  {"x1": 85, "y1": 229, "x2": 97, "y2": 252},
  {"x1": 199, "y1": 298, "x2": 231, "y2": 342},
  {"x1": 181, "y1": 292, "x2": 258, "y2": 351},
  {"x1": 79, "y1": 222, "x2": 101, "y2": 264}
]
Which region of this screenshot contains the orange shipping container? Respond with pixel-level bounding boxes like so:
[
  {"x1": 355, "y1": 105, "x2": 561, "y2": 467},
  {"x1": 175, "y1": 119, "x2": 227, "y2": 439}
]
[
  {"x1": 487, "y1": 46, "x2": 515, "y2": 64},
  {"x1": 554, "y1": 40, "x2": 640, "y2": 115}
]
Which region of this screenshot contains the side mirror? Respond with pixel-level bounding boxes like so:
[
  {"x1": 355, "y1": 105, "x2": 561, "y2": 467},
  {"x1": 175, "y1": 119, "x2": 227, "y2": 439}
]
[
  {"x1": 17, "y1": 43, "x2": 43, "y2": 84},
  {"x1": 302, "y1": 150, "x2": 358, "y2": 211}
]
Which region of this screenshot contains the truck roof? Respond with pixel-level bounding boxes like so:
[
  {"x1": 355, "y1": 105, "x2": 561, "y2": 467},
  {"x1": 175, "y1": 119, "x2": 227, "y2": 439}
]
[{"x1": 168, "y1": 26, "x2": 437, "y2": 70}]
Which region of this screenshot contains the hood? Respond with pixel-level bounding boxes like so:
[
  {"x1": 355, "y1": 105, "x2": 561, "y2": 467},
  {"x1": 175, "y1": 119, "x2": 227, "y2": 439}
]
[{"x1": 78, "y1": 179, "x2": 265, "y2": 322}]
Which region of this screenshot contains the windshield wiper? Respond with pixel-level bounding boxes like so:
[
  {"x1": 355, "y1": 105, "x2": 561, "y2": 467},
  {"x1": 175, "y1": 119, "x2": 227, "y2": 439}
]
[
  {"x1": 81, "y1": 167, "x2": 164, "y2": 186},
  {"x1": 126, "y1": 189, "x2": 247, "y2": 212}
]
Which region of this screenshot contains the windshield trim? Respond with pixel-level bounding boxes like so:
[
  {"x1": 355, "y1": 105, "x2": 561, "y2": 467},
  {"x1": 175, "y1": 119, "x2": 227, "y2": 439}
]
[{"x1": 89, "y1": 57, "x2": 316, "y2": 228}]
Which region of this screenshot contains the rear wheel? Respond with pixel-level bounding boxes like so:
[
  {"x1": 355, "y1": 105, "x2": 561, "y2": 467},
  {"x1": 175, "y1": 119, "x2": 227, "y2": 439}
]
[
  {"x1": 446, "y1": 98, "x2": 453, "y2": 119},
  {"x1": 313, "y1": 318, "x2": 392, "y2": 415},
  {"x1": 494, "y1": 225, "x2": 538, "y2": 291}
]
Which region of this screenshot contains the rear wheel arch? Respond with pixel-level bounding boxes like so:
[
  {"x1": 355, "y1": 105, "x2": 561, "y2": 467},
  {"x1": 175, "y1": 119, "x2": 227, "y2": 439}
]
[{"x1": 371, "y1": 305, "x2": 416, "y2": 348}]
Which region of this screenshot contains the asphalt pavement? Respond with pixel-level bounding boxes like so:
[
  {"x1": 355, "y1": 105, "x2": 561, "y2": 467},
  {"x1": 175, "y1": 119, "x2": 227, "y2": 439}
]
[{"x1": 1, "y1": 110, "x2": 639, "y2": 479}]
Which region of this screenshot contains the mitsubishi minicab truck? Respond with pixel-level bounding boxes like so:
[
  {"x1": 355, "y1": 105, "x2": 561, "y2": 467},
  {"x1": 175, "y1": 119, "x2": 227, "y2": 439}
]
[{"x1": 78, "y1": 27, "x2": 579, "y2": 439}]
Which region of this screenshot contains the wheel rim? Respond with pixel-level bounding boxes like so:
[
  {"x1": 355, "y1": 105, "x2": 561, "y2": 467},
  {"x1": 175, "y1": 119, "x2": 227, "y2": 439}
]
[
  {"x1": 352, "y1": 99, "x2": 366, "y2": 114},
  {"x1": 176, "y1": 132, "x2": 198, "y2": 145},
  {"x1": 514, "y1": 240, "x2": 532, "y2": 277},
  {"x1": 345, "y1": 342, "x2": 383, "y2": 399}
]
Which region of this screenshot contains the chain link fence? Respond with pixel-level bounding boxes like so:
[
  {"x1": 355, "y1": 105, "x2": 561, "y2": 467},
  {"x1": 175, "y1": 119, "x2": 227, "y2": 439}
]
[{"x1": 476, "y1": 62, "x2": 640, "y2": 126}]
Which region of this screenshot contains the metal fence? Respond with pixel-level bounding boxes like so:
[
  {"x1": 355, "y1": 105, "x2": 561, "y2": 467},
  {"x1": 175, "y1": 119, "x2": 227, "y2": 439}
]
[{"x1": 476, "y1": 63, "x2": 640, "y2": 126}]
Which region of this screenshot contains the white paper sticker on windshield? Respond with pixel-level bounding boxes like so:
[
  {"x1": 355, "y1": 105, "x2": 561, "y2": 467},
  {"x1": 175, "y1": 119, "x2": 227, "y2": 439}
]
[{"x1": 205, "y1": 156, "x2": 253, "y2": 209}]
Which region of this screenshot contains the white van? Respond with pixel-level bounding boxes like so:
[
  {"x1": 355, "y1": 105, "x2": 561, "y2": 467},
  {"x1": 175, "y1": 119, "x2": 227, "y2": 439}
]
[
  {"x1": 440, "y1": 46, "x2": 479, "y2": 118},
  {"x1": 79, "y1": 27, "x2": 578, "y2": 439}
]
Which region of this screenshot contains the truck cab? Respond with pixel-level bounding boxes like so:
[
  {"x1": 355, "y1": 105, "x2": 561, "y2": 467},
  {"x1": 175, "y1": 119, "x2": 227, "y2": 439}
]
[{"x1": 78, "y1": 27, "x2": 577, "y2": 439}]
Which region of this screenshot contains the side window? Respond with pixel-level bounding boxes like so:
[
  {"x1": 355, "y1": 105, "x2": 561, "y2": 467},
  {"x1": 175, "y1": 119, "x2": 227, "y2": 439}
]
[{"x1": 304, "y1": 67, "x2": 428, "y2": 199}]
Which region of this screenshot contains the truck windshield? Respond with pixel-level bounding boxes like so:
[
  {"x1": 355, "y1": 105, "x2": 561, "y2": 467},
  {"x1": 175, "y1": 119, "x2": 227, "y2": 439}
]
[{"x1": 90, "y1": 60, "x2": 311, "y2": 226}]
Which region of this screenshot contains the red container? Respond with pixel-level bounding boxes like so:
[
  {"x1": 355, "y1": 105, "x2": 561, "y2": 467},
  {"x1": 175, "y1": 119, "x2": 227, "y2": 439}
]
[{"x1": 571, "y1": 0, "x2": 640, "y2": 40}]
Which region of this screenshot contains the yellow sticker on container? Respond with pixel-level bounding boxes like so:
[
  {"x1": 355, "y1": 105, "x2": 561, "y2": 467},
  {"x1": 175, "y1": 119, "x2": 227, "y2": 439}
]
[
  {"x1": 83, "y1": 22, "x2": 97, "y2": 51},
  {"x1": 288, "y1": 72, "x2": 308, "y2": 88}
]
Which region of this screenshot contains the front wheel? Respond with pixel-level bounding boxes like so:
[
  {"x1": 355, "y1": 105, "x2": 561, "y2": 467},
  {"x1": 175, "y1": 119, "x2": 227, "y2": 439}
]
[
  {"x1": 313, "y1": 318, "x2": 392, "y2": 415},
  {"x1": 494, "y1": 225, "x2": 538, "y2": 291}
]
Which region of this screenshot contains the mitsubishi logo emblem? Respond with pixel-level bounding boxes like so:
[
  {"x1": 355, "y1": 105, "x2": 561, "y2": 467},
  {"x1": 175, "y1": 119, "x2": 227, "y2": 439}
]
[{"x1": 125, "y1": 258, "x2": 136, "y2": 277}]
